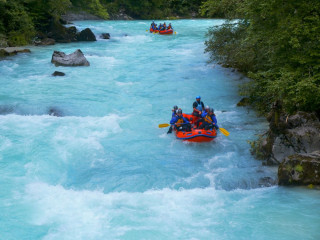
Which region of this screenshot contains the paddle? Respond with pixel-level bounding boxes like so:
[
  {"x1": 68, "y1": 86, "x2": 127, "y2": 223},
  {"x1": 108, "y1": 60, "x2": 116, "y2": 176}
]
[
  {"x1": 203, "y1": 117, "x2": 230, "y2": 137},
  {"x1": 159, "y1": 123, "x2": 170, "y2": 128},
  {"x1": 158, "y1": 122, "x2": 190, "y2": 128},
  {"x1": 219, "y1": 128, "x2": 229, "y2": 136}
]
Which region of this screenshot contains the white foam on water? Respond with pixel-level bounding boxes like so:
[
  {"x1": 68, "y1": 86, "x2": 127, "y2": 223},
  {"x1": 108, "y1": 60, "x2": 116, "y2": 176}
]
[
  {"x1": 0, "y1": 135, "x2": 12, "y2": 151},
  {"x1": 115, "y1": 81, "x2": 135, "y2": 86},
  {"x1": 115, "y1": 34, "x2": 151, "y2": 44},
  {"x1": 170, "y1": 48, "x2": 193, "y2": 56},
  {"x1": 159, "y1": 132, "x2": 168, "y2": 139},
  {"x1": 86, "y1": 55, "x2": 119, "y2": 64},
  {"x1": 0, "y1": 62, "x2": 19, "y2": 72},
  {"x1": 24, "y1": 182, "x2": 227, "y2": 239},
  {"x1": 24, "y1": 182, "x2": 318, "y2": 240}
]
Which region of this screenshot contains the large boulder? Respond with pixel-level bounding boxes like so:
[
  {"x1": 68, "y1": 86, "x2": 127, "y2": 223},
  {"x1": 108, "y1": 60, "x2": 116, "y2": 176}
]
[
  {"x1": 47, "y1": 20, "x2": 73, "y2": 43},
  {"x1": 278, "y1": 151, "x2": 320, "y2": 185},
  {"x1": 77, "y1": 28, "x2": 96, "y2": 41},
  {"x1": 51, "y1": 49, "x2": 90, "y2": 67},
  {"x1": 256, "y1": 107, "x2": 320, "y2": 165}
]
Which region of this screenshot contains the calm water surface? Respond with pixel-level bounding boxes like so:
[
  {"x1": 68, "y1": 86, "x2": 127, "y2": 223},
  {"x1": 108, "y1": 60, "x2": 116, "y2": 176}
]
[{"x1": 0, "y1": 20, "x2": 319, "y2": 240}]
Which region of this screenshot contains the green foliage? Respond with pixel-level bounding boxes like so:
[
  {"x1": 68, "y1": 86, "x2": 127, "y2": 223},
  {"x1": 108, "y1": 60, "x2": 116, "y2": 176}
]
[
  {"x1": 102, "y1": 0, "x2": 202, "y2": 19},
  {"x1": 0, "y1": 0, "x2": 35, "y2": 46},
  {"x1": 0, "y1": 0, "x2": 205, "y2": 47},
  {"x1": 247, "y1": 134, "x2": 267, "y2": 159},
  {"x1": 201, "y1": 0, "x2": 244, "y2": 19},
  {"x1": 205, "y1": 0, "x2": 320, "y2": 114},
  {"x1": 48, "y1": 0, "x2": 72, "y2": 20},
  {"x1": 71, "y1": 0, "x2": 109, "y2": 19}
]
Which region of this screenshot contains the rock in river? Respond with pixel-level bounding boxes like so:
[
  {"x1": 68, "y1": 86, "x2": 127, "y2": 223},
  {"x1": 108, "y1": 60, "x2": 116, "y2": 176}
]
[
  {"x1": 278, "y1": 151, "x2": 320, "y2": 186},
  {"x1": 52, "y1": 71, "x2": 65, "y2": 76},
  {"x1": 51, "y1": 49, "x2": 90, "y2": 67}
]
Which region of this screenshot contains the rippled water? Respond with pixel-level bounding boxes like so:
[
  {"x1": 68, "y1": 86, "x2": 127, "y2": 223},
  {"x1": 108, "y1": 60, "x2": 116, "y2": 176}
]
[{"x1": 0, "y1": 20, "x2": 319, "y2": 240}]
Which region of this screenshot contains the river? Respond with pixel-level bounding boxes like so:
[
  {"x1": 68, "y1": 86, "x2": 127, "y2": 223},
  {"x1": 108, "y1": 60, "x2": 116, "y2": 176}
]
[{"x1": 0, "y1": 19, "x2": 319, "y2": 240}]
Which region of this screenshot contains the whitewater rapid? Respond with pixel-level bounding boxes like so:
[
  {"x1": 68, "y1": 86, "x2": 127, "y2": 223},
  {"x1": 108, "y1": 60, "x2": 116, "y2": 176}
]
[{"x1": 0, "y1": 20, "x2": 319, "y2": 240}]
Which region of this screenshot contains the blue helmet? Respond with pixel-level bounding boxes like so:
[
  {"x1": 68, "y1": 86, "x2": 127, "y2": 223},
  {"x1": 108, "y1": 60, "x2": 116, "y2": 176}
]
[{"x1": 196, "y1": 96, "x2": 201, "y2": 99}]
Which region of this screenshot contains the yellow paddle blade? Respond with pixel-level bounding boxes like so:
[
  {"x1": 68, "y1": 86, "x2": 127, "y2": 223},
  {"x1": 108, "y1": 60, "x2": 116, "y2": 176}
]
[
  {"x1": 159, "y1": 123, "x2": 170, "y2": 128},
  {"x1": 219, "y1": 128, "x2": 229, "y2": 136}
]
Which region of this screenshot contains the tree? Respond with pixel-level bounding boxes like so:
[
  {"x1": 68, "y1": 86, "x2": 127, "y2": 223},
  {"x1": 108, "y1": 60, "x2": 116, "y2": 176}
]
[{"x1": 204, "y1": 0, "x2": 320, "y2": 114}]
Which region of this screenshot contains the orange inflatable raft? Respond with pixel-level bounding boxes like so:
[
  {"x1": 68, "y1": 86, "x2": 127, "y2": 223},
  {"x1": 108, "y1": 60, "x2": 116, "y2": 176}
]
[
  {"x1": 159, "y1": 29, "x2": 173, "y2": 35},
  {"x1": 174, "y1": 113, "x2": 217, "y2": 142},
  {"x1": 150, "y1": 28, "x2": 159, "y2": 33}
]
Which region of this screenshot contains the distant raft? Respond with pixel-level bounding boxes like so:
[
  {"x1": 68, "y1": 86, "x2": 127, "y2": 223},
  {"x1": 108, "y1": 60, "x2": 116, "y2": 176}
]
[{"x1": 173, "y1": 113, "x2": 217, "y2": 142}]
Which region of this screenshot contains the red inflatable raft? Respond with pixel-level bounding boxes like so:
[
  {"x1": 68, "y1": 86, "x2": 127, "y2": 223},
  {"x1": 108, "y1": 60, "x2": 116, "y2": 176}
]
[
  {"x1": 173, "y1": 113, "x2": 217, "y2": 142},
  {"x1": 159, "y1": 29, "x2": 173, "y2": 35},
  {"x1": 150, "y1": 28, "x2": 159, "y2": 33}
]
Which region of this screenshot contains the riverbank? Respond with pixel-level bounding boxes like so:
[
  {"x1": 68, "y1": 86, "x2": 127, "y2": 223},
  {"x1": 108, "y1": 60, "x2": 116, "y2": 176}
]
[{"x1": 0, "y1": 47, "x2": 31, "y2": 57}]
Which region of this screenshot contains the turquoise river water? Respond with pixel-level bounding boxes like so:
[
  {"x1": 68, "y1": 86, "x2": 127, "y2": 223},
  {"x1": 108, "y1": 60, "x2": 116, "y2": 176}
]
[{"x1": 0, "y1": 20, "x2": 319, "y2": 240}]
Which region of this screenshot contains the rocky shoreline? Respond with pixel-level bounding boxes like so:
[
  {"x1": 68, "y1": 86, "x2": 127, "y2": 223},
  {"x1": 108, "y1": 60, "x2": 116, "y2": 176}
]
[
  {"x1": 245, "y1": 100, "x2": 320, "y2": 186},
  {"x1": 0, "y1": 47, "x2": 31, "y2": 57}
]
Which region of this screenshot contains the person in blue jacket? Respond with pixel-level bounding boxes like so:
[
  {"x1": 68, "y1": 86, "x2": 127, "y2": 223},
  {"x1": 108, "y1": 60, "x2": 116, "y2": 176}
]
[
  {"x1": 167, "y1": 105, "x2": 178, "y2": 134},
  {"x1": 199, "y1": 108, "x2": 219, "y2": 130},
  {"x1": 195, "y1": 105, "x2": 210, "y2": 128},
  {"x1": 170, "y1": 108, "x2": 191, "y2": 132},
  {"x1": 202, "y1": 105, "x2": 210, "y2": 117},
  {"x1": 159, "y1": 23, "x2": 163, "y2": 31}
]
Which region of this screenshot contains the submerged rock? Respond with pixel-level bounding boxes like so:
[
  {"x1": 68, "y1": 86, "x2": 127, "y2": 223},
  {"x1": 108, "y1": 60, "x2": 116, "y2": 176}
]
[
  {"x1": 278, "y1": 151, "x2": 320, "y2": 185},
  {"x1": 48, "y1": 107, "x2": 63, "y2": 117},
  {"x1": 0, "y1": 105, "x2": 14, "y2": 115},
  {"x1": 101, "y1": 33, "x2": 110, "y2": 39},
  {"x1": 51, "y1": 49, "x2": 90, "y2": 67},
  {"x1": 52, "y1": 71, "x2": 65, "y2": 76}
]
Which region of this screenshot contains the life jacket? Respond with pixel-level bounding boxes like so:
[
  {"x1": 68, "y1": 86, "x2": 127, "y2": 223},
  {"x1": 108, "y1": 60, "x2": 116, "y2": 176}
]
[
  {"x1": 176, "y1": 117, "x2": 184, "y2": 127},
  {"x1": 195, "y1": 101, "x2": 203, "y2": 111},
  {"x1": 204, "y1": 114, "x2": 213, "y2": 124}
]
